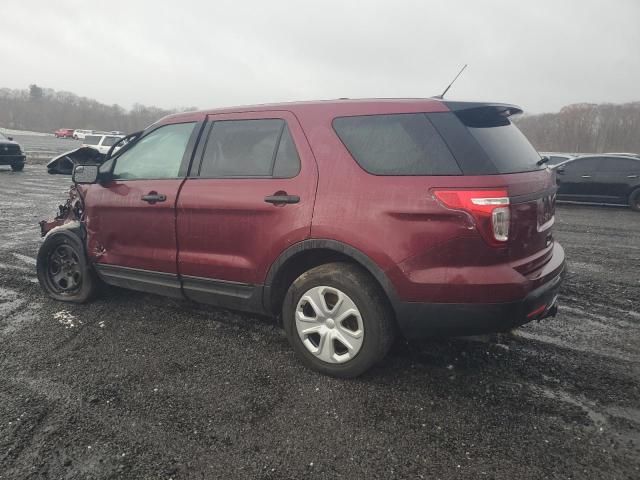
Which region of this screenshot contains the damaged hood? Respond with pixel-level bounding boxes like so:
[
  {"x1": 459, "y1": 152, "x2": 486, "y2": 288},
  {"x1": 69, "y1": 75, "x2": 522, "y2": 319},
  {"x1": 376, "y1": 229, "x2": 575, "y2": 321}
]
[{"x1": 47, "y1": 147, "x2": 104, "y2": 175}]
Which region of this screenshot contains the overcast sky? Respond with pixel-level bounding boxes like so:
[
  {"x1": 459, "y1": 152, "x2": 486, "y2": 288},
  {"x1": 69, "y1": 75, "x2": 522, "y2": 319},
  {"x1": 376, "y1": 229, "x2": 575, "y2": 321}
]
[{"x1": 2, "y1": 0, "x2": 639, "y2": 114}]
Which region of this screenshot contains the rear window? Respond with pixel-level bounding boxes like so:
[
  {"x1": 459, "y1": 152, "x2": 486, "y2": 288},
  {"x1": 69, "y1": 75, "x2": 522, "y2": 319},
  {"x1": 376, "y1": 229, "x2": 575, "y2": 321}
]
[
  {"x1": 333, "y1": 114, "x2": 462, "y2": 175},
  {"x1": 83, "y1": 136, "x2": 101, "y2": 145},
  {"x1": 455, "y1": 108, "x2": 542, "y2": 174}
]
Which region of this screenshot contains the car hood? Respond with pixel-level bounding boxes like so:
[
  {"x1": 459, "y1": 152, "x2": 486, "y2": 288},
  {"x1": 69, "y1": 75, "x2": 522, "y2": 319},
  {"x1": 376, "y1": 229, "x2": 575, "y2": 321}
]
[{"x1": 46, "y1": 146, "x2": 104, "y2": 175}]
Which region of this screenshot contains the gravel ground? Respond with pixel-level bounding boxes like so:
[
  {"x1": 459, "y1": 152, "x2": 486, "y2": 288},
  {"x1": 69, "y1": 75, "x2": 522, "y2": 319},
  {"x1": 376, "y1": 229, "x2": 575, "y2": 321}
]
[{"x1": 1, "y1": 158, "x2": 639, "y2": 479}]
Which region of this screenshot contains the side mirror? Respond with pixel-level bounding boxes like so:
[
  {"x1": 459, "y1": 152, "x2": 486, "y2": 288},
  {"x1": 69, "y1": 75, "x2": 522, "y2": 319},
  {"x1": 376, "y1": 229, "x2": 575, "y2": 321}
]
[
  {"x1": 72, "y1": 164, "x2": 99, "y2": 184},
  {"x1": 556, "y1": 166, "x2": 565, "y2": 175}
]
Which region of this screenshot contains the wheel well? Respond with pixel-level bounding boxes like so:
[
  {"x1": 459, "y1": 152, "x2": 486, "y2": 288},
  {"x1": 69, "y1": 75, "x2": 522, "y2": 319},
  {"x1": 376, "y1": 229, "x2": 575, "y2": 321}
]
[{"x1": 267, "y1": 248, "x2": 395, "y2": 320}]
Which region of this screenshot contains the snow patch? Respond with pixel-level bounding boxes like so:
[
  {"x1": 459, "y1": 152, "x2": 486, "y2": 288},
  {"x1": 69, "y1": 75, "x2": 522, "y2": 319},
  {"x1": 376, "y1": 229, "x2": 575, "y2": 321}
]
[
  {"x1": 54, "y1": 310, "x2": 81, "y2": 328},
  {"x1": 12, "y1": 253, "x2": 37, "y2": 266}
]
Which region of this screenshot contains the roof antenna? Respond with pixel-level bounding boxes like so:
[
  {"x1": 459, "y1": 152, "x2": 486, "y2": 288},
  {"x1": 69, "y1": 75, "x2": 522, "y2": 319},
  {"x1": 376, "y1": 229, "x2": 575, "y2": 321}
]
[{"x1": 435, "y1": 64, "x2": 468, "y2": 99}]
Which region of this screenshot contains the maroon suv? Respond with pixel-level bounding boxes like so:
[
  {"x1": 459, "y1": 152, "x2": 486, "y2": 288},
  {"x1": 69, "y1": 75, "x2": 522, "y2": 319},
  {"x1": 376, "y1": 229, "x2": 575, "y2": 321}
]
[{"x1": 38, "y1": 98, "x2": 565, "y2": 377}]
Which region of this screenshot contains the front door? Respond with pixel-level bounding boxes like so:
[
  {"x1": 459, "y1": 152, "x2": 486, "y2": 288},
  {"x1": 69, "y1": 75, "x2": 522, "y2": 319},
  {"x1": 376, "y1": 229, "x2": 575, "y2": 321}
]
[
  {"x1": 83, "y1": 120, "x2": 202, "y2": 296},
  {"x1": 176, "y1": 111, "x2": 318, "y2": 311},
  {"x1": 556, "y1": 157, "x2": 600, "y2": 201}
]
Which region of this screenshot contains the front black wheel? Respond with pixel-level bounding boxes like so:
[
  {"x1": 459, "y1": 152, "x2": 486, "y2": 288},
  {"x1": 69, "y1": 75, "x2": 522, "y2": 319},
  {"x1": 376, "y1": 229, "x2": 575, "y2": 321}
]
[
  {"x1": 11, "y1": 163, "x2": 24, "y2": 172},
  {"x1": 282, "y1": 262, "x2": 395, "y2": 378},
  {"x1": 37, "y1": 232, "x2": 97, "y2": 303},
  {"x1": 629, "y1": 189, "x2": 640, "y2": 212}
]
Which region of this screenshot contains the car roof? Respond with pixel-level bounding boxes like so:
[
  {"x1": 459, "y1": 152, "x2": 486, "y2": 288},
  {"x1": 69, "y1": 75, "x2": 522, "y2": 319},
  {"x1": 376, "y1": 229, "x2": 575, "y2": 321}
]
[
  {"x1": 555, "y1": 154, "x2": 640, "y2": 167},
  {"x1": 154, "y1": 98, "x2": 522, "y2": 125}
]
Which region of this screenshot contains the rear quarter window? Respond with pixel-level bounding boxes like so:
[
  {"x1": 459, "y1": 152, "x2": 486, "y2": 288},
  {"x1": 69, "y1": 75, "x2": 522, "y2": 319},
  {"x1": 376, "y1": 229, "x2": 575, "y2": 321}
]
[{"x1": 332, "y1": 114, "x2": 462, "y2": 176}]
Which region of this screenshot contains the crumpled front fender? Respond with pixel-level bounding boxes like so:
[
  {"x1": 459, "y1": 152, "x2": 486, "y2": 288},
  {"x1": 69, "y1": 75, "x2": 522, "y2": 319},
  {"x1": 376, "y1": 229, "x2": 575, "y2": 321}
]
[{"x1": 39, "y1": 185, "x2": 85, "y2": 238}]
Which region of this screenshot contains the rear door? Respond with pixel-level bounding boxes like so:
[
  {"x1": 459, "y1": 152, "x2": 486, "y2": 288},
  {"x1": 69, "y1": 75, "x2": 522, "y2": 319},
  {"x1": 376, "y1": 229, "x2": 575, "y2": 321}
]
[
  {"x1": 83, "y1": 120, "x2": 202, "y2": 296},
  {"x1": 592, "y1": 157, "x2": 640, "y2": 203},
  {"x1": 176, "y1": 111, "x2": 318, "y2": 310}
]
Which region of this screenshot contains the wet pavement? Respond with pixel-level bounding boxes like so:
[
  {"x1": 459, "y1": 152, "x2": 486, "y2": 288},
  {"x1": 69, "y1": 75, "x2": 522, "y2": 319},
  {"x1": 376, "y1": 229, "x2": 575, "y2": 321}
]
[{"x1": 1, "y1": 159, "x2": 639, "y2": 479}]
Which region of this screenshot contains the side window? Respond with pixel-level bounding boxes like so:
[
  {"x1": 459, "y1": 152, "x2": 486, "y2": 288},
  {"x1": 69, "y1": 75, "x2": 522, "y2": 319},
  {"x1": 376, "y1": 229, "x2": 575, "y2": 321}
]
[
  {"x1": 273, "y1": 126, "x2": 301, "y2": 178},
  {"x1": 564, "y1": 158, "x2": 599, "y2": 175},
  {"x1": 199, "y1": 119, "x2": 300, "y2": 178},
  {"x1": 333, "y1": 114, "x2": 461, "y2": 175},
  {"x1": 113, "y1": 123, "x2": 195, "y2": 180},
  {"x1": 600, "y1": 157, "x2": 640, "y2": 173}
]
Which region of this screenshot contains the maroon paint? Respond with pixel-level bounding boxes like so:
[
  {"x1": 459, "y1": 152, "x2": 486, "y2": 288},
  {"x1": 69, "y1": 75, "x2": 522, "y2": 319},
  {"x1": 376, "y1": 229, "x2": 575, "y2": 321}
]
[
  {"x1": 81, "y1": 98, "x2": 562, "y2": 307},
  {"x1": 176, "y1": 111, "x2": 318, "y2": 284}
]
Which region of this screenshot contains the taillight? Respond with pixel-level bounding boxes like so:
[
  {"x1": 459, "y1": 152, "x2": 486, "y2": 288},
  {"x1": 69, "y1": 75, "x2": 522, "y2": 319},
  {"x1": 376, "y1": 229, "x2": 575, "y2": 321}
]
[{"x1": 433, "y1": 189, "x2": 510, "y2": 246}]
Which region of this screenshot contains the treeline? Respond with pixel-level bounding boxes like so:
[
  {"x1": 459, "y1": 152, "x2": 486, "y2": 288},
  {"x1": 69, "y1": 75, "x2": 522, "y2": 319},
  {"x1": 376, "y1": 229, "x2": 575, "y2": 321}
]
[
  {"x1": 0, "y1": 84, "x2": 196, "y2": 134},
  {"x1": 516, "y1": 102, "x2": 640, "y2": 154}
]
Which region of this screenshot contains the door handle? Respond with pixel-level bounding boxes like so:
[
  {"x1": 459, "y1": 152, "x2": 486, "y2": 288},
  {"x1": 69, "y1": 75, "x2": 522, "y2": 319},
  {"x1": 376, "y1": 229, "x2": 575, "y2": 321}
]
[
  {"x1": 580, "y1": 175, "x2": 591, "y2": 178},
  {"x1": 141, "y1": 192, "x2": 167, "y2": 204},
  {"x1": 264, "y1": 193, "x2": 300, "y2": 205},
  {"x1": 628, "y1": 175, "x2": 639, "y2": 179}
]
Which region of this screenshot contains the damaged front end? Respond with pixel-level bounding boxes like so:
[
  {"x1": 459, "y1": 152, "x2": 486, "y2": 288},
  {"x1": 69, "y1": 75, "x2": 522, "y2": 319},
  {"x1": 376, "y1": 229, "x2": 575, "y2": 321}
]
[
  {"x1": 39, "y1": 185, "x2": 84, "y2": 237},
  {"x1": 46, "y1": 147, "x2": 104, "y2": 175}
]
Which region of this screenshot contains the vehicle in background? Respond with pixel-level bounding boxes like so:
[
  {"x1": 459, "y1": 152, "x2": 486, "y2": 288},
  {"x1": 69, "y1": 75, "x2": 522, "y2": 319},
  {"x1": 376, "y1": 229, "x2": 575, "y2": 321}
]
[
  {"x1": 73, "y1": 129, "x2": 94, "y2": 140},
  {"x1": 0, "y1": 132, "x2": 26, "y2": 171},
  {"x1": 82, "y1": 134, "x2": 125, "y2": 155},
  {"x1": 54, "y1": 128, "x2": 75, "y2": 138},
  {"x1": 110, "y1": 130, "x2": 125, "y2": 135},
  {"x1": 37, "y1": 98, "x2": 565, "y2": 377},
  {"x1": 555, "y1": 154, "x2": 640, "y2": 211},
  {"x1": 539, "y1": 152, "x2": 576, "y2": 166}
]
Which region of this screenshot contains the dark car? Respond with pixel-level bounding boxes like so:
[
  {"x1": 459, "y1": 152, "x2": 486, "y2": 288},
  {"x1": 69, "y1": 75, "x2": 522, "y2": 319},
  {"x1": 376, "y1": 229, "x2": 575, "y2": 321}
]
[
  {"x1": 554, "y1": 154, "x2": 640, "y2": 211},
  {"x1": 0, "y1": 132, "x2": 26, "y2": 171},
  {"x1": 539, "y1": 152, "x2": 576, "y2": 166},
  {"x1": 37, "y1": 98, "x2": 565, "y2": 377}
]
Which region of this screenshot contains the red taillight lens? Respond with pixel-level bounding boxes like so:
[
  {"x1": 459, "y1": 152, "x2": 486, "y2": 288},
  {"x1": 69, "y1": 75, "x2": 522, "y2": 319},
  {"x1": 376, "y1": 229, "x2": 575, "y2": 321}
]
[{"x1": 433, "y1": 189, "x2": 510, "y2": 246}]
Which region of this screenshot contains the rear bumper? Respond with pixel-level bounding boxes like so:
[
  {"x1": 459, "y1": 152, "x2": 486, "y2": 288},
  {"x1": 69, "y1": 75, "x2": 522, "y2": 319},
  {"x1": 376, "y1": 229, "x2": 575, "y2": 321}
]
[
  {"x1": 0, "y1": 154, "x2": 26, "y2": 165},
  {"x1": 393, "y1": 256, "x2": 565, "y2": 338}
]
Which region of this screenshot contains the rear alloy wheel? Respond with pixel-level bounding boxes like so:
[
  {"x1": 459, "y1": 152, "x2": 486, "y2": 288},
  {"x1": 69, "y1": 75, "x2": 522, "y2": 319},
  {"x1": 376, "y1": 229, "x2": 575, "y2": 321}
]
[
  {"x1": 37, "y1": 232, "x2": 97, "y2": 303},
  {"x1": 283, "y1": 263, "x2": 395, "y2": 378},
  {"x1": 629, "y1": 189, "x2": 640, "y2": 212}
]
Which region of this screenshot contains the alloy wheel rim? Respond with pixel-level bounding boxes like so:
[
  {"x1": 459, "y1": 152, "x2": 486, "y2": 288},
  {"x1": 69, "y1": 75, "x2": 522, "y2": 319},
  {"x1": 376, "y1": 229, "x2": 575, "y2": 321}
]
[
  {"x1": 48, "y1": 244, "x2": 82, "y2": 293},
  {"x1": 295, "y1": 286, "x2": 364, "y2": 364}
]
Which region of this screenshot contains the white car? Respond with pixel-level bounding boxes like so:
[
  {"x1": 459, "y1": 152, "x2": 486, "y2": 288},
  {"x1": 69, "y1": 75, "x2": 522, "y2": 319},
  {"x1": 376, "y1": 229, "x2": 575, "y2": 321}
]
[
  {"x1": 82, "y1": 134, "x2": 125, "y2": 155},
  {"x1": 73, "y1": 129, "x2": 94, "y2": 140}
]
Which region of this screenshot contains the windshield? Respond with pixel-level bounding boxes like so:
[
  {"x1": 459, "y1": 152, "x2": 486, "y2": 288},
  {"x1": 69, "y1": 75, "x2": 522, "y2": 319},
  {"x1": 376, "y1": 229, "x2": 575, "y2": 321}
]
[
  {"x1": 102, "y1": 136, "x2": 122, "y2": 146},
  {"x1": 83, "y1": 135, "x2": 101, "y2": 145}
]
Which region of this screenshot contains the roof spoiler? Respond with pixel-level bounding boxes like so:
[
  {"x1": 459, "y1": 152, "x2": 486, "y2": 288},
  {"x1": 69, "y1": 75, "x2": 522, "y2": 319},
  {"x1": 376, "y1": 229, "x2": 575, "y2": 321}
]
[{"x1": 443, "y1": 101, "x2": 523, "y2": 117}]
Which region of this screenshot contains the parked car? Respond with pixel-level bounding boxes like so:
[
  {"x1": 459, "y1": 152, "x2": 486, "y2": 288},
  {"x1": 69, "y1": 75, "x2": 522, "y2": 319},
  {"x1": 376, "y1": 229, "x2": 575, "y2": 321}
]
[
  {"x1": 54, "y1": 128, "x2": 75, "y2": 138},
  {"x1": 539, "y1": 152, "x2": 576, "y2": 166},
  {"x1": 82, "y1": 134, "x2": 125, "y2": 155},
  {"x1": 0, "y1": 132, "x2": 26, "y2": 171},
  {"x1": 37, "y1": 98, "x2": 565, "y2": 377},
  {"x1": 554, "y1": 154, "x2": 640, "y2": 211},
  {"x1": 73, "y1": 129, "x2": 94, "y2": 140}
]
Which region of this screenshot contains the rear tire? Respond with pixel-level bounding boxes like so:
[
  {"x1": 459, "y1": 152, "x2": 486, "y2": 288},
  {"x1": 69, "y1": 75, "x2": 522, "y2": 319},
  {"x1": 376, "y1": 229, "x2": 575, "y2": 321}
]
[
  {"x1": 282, "y1": 262, "x2": 395, "y2": 378},
  {"x1": 11, "y1": 163, "x2": 24, "y2": 172},
  {"x1": 37, "y1": 231, "x2": 97, "y2": 303},
  {"x1": 629, "y1": 189, "x2": 640, "y2": 212}
]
